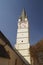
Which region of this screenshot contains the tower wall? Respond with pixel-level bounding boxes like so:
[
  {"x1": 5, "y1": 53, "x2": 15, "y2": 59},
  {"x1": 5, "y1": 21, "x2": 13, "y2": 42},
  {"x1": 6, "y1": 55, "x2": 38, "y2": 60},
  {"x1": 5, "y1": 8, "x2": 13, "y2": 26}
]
[{"x1": 15, "y1": 9, "x2": 31, "y2": 64}]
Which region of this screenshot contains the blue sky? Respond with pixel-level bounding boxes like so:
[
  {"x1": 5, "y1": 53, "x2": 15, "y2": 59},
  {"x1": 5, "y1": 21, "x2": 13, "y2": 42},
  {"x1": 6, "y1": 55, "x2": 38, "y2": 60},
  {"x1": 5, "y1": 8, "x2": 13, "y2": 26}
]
[{"x1": 0, "y1": 0, "x2": 43, "y2": 46}]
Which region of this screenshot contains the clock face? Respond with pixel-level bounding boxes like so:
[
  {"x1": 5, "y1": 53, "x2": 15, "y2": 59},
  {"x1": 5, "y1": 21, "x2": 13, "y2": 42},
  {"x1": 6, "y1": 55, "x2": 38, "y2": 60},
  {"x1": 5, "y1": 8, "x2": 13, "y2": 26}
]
[{"x1": 21, "y1": 23, "x2": 26, "y2": 28}]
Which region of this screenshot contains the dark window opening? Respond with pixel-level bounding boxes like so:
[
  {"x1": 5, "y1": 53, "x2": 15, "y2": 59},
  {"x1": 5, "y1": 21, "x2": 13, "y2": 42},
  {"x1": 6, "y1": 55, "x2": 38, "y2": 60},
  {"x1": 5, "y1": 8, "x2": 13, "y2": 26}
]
[{"x1": 21, "y1": 40, "x2": 23, "y2": 42}]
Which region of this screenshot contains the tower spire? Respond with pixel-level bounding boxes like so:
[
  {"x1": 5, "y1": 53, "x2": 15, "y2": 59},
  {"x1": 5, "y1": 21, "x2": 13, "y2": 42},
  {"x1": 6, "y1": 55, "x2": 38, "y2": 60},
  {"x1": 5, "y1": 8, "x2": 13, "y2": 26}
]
[{"x1": 19, "y1": 8, "x2": 27, "y2": 21}]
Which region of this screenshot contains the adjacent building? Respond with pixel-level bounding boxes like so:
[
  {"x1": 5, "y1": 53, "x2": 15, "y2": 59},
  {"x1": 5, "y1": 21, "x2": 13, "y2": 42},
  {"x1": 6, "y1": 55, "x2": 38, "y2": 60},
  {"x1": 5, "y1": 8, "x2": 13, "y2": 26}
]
[{"x1": 0, "y1": 31, "x2": 29, "y2": 65}]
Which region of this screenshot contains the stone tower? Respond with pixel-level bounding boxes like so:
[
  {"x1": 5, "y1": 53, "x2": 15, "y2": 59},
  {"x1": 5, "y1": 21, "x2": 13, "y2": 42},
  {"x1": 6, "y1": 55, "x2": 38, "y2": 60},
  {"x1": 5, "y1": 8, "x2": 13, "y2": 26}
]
[{"x1": 15, "y1": 9, "x2": 31, "y2": 64}]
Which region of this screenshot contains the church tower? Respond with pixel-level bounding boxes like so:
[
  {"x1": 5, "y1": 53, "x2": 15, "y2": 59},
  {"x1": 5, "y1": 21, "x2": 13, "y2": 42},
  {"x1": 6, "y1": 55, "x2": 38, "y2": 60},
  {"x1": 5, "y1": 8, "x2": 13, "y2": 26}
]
[{"x1": 15, "y1": 9, "x2": 31, "y2": 64}]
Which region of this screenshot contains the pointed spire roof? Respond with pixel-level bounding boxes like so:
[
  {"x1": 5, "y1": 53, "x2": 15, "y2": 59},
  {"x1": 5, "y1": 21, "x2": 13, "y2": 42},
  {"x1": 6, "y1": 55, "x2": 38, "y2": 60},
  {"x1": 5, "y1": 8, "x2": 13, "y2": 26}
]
[{"x1": 19, "y1": 8, "x2": 27, "y2": 21}]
